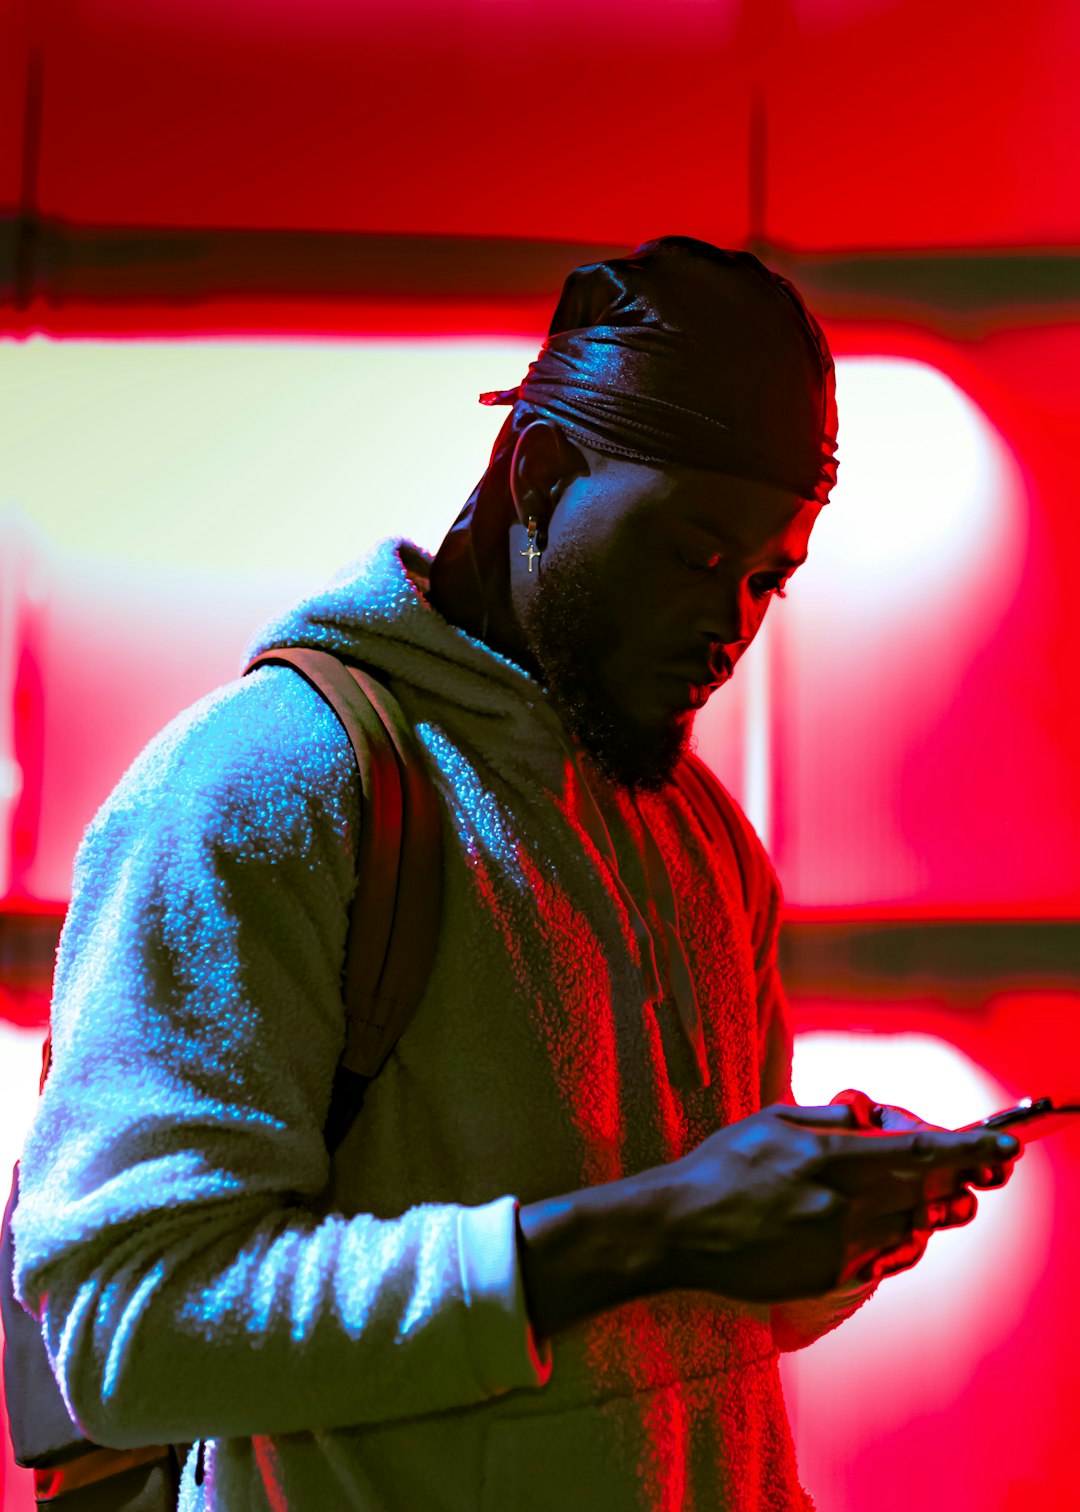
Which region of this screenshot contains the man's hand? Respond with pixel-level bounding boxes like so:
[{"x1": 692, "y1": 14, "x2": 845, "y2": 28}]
[
  {"x1": 517, "y1": 1101, "x2": 1023, "y2": 1338},
  {"x1": 828, "y1": 1088, "x2": 1019, "y2": 1283},
  {"x1": 645, "y1": 1101, "x2": 1020, "y2": 1301}
]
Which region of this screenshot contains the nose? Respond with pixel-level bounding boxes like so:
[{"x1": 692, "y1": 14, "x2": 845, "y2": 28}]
[{"x1": 700, "y1": 581, "x2": 758, "y2": 650}]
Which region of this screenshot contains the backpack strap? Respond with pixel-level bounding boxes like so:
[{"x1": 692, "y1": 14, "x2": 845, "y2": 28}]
[
  {"x1": 0, "y1": 648, "x2": 444, "y2": 1488},
  {"x1": 243, "y1": 647, "x2": 443, "y2": 1151}
]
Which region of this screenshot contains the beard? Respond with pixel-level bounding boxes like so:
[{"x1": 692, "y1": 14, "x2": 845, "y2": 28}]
[{"x1": 520, "y1": 543, "x2": 693, "y2": 793}]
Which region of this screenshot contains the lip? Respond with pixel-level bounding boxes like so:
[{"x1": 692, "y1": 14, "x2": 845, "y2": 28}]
[
  {"x1": 655, "y1": 664, "x2": 731, "y2": 710},
  {"x1": 658, "y1": 659, "x2": 732, "y2": 689}
]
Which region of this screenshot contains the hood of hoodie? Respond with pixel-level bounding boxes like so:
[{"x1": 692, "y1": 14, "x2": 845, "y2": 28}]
[
  {"x1": 245, "y1": 534, "x2": 726, "y2": 1060},
  {"x1": 242, "y1": 536, "x2": 575, "y2": 793}
]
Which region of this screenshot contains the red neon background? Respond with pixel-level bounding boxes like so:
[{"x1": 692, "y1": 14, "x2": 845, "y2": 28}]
[
  {"x1": 3, "y1": 0, "x2": 1077, "y2": 246},
  {"x1": 2, "y1": 0, "x2": 1080, "y2": 1507},
  {"x1": 6, "y1": 323, "x2": 1080, "y2": 921},
  {"x1": 6, "y1": 335, "x2": 1079, "y2": 1509}
]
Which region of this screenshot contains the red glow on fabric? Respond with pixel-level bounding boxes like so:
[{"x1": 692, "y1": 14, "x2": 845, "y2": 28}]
[
  {"x1": 250, "y1": 1439, "x2": 288, "y2": 1512},
  {"x1": 634, "y1": 1375, "x2": 690, "y2": 1512},
  {"x1": 582, "y1": 1303, "x2": 688, "y2": 1511},
  {"x1": 471, "y1": 842, "x2": 625, "y2": 1190},
  {"x1": 640, "y1": 1002, "x2": 690, "y2": 1165}
]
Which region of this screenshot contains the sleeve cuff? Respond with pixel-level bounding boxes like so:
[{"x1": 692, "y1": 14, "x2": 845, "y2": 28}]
[{"x1": 456, "y1": 1196, "x2": 553, "y2": 1397}]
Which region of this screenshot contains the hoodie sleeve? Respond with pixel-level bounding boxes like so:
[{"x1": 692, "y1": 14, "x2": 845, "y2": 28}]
[
  {"x1": 735, "y1": 809, "x2": 880, "y2": 1352},
  {"x1": 12, "y1": 665, "x2": 549, "y2": 1450}
]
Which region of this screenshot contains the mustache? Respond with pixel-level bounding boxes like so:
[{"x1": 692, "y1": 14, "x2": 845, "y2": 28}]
[{"x1": 663, "y1": 650, "x2": 734, "y2": 688}]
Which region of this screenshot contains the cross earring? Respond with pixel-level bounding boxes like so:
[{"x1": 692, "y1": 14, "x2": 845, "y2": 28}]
[{"x1": 521, "y1": 517, "x2": 542, "y2": 573}]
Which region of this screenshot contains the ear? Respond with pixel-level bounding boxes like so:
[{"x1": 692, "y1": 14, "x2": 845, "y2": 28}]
[{"x1": 509, "y1": 419, "x2": 588, "y2": 545}]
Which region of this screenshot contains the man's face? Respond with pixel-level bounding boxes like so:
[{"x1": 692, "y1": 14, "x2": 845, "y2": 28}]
[{"x1": 517, "y1": 451, "x2": 821, "y2": 792}]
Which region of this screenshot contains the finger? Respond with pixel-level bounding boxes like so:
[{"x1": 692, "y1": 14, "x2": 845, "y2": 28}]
[
  {"x1": 871, "y1": 1230, "x2": 932, "y2": 1281},
  {"x1": 958, "y1": 1162, "x2": 1009, "y2": 1189},
  {"x1": 845, "y1": 1166, "x2": 975, "y2": 1225},
  {"x1": 877, "y1": 1104, "x2": 946, "y2": 1134},
  {"x1": 842, "y1": 1210, "x2": 917, "y2": 1284},
  {"x1": 822, "y1": 1127, "x2": 1021, "y2": 1170},
  {"x1": 828, "y1": 1096, "x2": 945, "y2": 1135},
  {"x1": 775, "y1": 1103, "x2": 867, "y2": 1130},
  {"x1": 914, "y1": 1191, "x2": 978, "y2": 1230},
  {"x1": 828, "y1": 1089, "x2": 883, "y2": 1129},
  {"x1": 943, "y1": 1191, "x2": 978, "y2": 1226},
  {"x1": 817, "y1": 1132, "x2": 1019, "y2": 1204},
  {"x1": 841, "y1": 1167, "x2": 929, "y2": 1220}
]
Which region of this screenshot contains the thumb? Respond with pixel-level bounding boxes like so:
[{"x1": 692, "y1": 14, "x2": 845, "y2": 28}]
[
  {"x1": 829, "y1": 1089, "x2": 884, "y2": 1129},
  {"x1": 774, "y1": 1102, "x2": 864, "y2": 1130}
]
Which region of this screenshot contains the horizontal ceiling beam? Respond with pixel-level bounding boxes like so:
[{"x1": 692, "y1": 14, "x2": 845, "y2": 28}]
[
  {"x1": 779, "y1": 918, "x2": 1080, "y2": 998},
  {"x1": 4, "y1": 909, "x2": 1079, "y2": 1032},
  {"x1": 3, "y1": 221, "x2": 1079, "y2": 336}
]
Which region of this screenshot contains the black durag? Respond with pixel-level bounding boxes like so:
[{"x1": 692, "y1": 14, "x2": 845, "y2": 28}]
[{"x1": 429, "y1": 236, "x2": 838, "y2": 640}]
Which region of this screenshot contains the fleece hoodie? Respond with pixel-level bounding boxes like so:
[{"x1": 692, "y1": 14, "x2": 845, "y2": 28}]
[{"x1": 13, "y1": 538, "x2": 873, "y2": 1511}]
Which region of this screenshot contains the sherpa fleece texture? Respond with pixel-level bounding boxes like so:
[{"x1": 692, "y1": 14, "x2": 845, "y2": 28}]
[{"x1": 14, "y1": 539, "x2": 873, "y2": 1511}]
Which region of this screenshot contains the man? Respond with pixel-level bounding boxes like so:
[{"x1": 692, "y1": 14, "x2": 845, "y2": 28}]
[{"x1": 12, "y1": 237, "x2": 1018, "y2": 1510}]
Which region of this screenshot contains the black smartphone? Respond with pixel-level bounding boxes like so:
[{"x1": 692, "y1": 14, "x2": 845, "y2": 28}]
[{"x1": 958, "y1": 1096, "x2": 1080, "y2": 1144}]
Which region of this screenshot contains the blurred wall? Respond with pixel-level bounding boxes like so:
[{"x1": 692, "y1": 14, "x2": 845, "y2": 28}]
[{"x1": 2, "y1": 1, "x2": 1079, "y2": 1508}]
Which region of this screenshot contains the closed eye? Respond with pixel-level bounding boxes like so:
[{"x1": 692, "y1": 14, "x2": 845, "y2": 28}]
[
  {"x1": 677, "y1": 550, "x2": 722, "y2": 573},
  {"x1": 750, "y1": 573, "x2": 791, "y2": 600}
]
